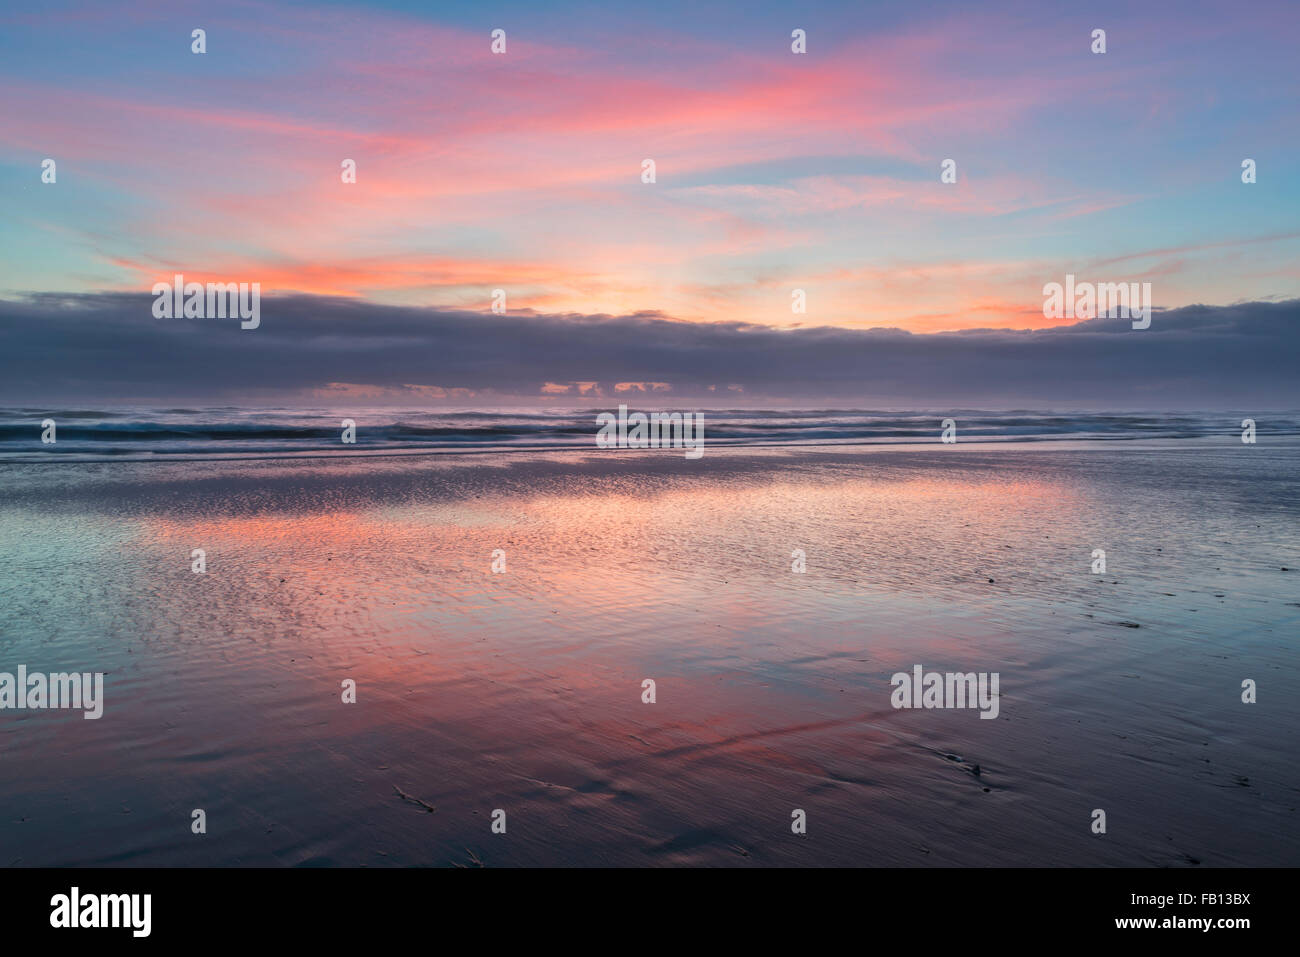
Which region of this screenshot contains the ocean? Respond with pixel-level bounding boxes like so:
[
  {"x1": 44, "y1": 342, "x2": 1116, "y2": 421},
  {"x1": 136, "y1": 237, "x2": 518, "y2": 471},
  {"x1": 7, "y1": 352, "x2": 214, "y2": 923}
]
[{"x1": 3, "y1": 408, "x2": 1297, "y2": 461}]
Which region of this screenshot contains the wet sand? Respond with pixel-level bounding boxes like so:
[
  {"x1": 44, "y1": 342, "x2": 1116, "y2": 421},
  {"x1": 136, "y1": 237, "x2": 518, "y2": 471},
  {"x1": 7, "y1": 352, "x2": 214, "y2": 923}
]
[{"x1": 1, "y1": 441, "x2": 1297, "y2": 866}]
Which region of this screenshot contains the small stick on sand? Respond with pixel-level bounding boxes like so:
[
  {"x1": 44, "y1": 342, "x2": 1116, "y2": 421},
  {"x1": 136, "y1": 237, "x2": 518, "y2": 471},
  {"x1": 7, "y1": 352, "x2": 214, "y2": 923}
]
[{"x1": 393, "y1": 784, "x2": 436, "y2": 813}]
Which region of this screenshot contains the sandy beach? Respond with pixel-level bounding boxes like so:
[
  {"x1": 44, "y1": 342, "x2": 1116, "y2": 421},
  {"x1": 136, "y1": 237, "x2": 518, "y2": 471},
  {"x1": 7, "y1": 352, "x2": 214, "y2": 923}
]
[{"x1": 1, "y1": 439, "x2": 1297, "y2": 866}]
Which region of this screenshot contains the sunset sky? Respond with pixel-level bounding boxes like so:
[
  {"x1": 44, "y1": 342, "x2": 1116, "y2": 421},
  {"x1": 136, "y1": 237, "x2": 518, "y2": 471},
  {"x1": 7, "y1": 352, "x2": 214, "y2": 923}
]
[
  {"x1": 1, "y1": 0, "x2": 1297, "y2": 406},
  {"x1": 3, "y1": 0, "x2": 1298, "y2": 330}
]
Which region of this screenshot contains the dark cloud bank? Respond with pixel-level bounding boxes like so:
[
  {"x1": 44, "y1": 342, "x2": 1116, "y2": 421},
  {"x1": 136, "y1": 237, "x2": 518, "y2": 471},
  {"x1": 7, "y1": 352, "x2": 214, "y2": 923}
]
[{"x1": 0, "y1": 292, "x2": 1296, "y2": 408}]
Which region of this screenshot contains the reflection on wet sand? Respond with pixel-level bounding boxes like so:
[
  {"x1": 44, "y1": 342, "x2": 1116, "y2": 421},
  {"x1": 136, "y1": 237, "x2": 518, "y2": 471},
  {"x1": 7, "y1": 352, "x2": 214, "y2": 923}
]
[{"x1": 1, "y1": 444, "x2": 1297, "y2": 865}]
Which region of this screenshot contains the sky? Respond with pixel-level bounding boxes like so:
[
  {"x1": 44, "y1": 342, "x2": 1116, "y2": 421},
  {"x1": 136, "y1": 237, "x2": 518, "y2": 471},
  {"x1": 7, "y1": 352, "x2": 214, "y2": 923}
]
[{"x1": 0, "y1": 0, "x2": 1297, "y2": 405}]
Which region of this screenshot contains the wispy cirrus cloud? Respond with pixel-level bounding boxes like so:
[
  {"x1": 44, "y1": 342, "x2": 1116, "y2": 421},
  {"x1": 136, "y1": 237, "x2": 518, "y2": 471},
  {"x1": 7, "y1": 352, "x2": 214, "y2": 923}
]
[{"x1": 1, "y1": 0, "x2": 1297, "y2": 330}]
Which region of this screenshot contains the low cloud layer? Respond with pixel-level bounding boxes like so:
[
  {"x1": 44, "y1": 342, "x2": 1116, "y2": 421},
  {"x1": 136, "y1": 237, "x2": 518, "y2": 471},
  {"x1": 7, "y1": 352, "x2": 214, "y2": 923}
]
[{"x1": 1, "y1": 293, "x2": 1295, "y2": 408}]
